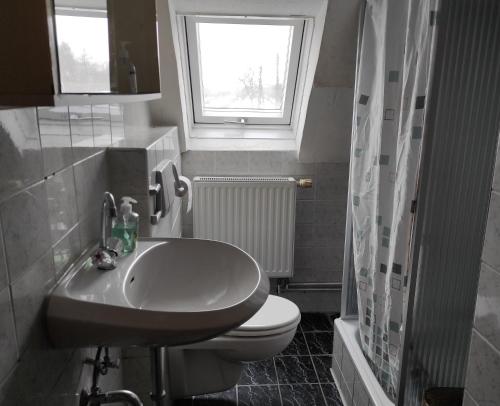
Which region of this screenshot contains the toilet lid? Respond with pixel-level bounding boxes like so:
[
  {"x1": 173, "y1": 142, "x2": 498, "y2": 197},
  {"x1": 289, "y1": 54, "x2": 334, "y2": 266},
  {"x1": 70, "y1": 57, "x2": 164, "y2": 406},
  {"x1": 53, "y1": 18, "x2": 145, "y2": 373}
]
[{"x1": 225, "y1": 295, "x2": 300, "y2": 337}]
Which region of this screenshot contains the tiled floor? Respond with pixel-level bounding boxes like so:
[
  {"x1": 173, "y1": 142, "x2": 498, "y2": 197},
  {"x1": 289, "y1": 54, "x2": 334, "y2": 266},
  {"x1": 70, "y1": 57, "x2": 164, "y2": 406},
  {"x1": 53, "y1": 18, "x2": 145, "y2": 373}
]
[{"x1": 175, "y1": 313, "x2": 342, "y2": 406}]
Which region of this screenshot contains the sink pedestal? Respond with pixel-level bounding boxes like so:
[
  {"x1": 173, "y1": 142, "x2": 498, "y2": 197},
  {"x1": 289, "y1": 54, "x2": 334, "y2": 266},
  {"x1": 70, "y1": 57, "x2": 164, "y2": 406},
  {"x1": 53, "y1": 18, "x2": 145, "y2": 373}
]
[{"x1": 150, "y1": 347, "x2": 171, "y2": 406}]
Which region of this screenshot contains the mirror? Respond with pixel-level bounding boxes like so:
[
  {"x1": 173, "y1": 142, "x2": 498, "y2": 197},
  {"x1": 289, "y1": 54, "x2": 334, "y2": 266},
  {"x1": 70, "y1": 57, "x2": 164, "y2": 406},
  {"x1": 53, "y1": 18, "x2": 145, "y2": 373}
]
[{"x1": 53, "y1": 0, "x2": 160, "y2": 94}]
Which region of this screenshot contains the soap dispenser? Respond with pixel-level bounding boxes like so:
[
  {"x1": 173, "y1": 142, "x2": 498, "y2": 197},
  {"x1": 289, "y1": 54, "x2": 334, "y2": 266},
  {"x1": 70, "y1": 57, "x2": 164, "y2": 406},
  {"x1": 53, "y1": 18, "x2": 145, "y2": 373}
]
[{"x1": 112, "y1": 197, "x2": 139, "y2": 254}]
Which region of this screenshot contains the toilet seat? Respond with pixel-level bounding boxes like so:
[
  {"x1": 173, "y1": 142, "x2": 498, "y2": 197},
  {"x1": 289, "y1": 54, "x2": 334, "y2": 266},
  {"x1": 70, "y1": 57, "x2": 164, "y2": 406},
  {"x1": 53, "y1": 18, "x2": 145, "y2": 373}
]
[
  {"x1": 177, "y1": 294, "x2": 300, "y2": 363},
  {"x1": 223, "y1": 295, "x2": 300, "y2": 338}
]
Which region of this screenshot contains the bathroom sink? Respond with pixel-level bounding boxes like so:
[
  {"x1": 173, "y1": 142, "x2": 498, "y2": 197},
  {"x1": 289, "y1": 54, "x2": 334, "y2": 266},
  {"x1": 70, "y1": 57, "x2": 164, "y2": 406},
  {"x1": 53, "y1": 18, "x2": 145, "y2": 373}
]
[{"x1": 47, "y1": 238, "x2": 269, "y2": 348}]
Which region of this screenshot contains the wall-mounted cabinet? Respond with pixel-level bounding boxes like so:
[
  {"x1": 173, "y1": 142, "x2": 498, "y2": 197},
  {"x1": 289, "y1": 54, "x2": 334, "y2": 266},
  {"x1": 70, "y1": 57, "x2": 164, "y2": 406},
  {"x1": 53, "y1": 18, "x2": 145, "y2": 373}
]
[{"x1": 0, "y1": 0, "x2": 161, "y2": 107}]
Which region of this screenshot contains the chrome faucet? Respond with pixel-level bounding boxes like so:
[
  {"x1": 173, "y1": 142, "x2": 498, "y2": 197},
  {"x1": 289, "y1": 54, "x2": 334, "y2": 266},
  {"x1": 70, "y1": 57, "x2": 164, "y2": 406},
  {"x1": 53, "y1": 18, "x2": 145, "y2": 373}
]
[
  {"x1": 93, "y1": 191, "x2": 118, "y2": 270},
  {"x1": 100, "y1": 191, "x2": 117, "y2": 249}
]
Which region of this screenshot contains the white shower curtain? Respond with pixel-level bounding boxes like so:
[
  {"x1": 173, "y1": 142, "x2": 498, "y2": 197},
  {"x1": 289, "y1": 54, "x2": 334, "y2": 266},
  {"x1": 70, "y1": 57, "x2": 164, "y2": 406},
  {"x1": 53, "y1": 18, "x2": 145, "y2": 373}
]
[{"x1": 350, "y1": 0, "x2": 437, "y2": 398}]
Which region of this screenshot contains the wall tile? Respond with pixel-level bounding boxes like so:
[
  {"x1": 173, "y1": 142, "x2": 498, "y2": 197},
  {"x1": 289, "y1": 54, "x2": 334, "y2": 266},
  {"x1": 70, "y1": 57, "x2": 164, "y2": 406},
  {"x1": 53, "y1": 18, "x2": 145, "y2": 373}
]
[
  {"x1": 0, "y1": 181, "x2": 51, "y2": 282},
  {"x1": 315, "y1": 163, "x2": 349, "y2": 200},
  {"x1": 11, "y1": 251, "x2": 54, "y2": 352},
  {"x1": 46, "y1": 166, "x2": 78, "y2": 245},
  {"x1": 248, "y1": 151, "x2": 283, "y2": 174},
  {"x1": 0, "y1": 287, "x2": 18, "y2": 384},
  {"x1": 482, "y1": 191, "x2": 500, "y2": 269},
  {"x1": 182, "y1": 151, "x2": 216, "y2": 176},
  {"x1": 0, "y1": 227, "x2": 7, "y2": 291},
  {"x1": 295, "y1": 224, "x2": 314, "y2": 247},
  {"x1": 0, "y1": 339, "x2": 72, "y2": 405},
  {"x1": 280, "y1": 289, "x2": 341, "y2": 313},
  {"x1": 91, "y1": 104, "x2": 112, "y2": 148},
  {"x1": 215, "y1": 151, "x2": 249, "y2": 175},
  {"x1": 74, "y1": 151, "x2": 108, "y2": 218},
  {"x1": 108, "y1": 149, "x2": 149, "y2": 196},
  {"x1": 462, "y1": 389, "x2": 478, "y2": 406},
  {"x1": 37, "y1": 106, "x2": 72, "y2": 176},
  {"x1": 314, "y1": 199, "x2": 346, "y2": 225},
  {"x1": 180, "y1": 149, "x2": 348, "y2": 312},
  {"x1": 0, "y1": 108, "x2": 43, "y2": 202},
  {"x1": 53, "y1": 225, "x2": 81, "y2": 279},
  {"x1": 474, "y1": 263, "x2": 500, "y2": 351},
  {"x1": 79, "y1": 209, "x2": 101, "y2": 251},
  {"x1": 313, "y1": 223, "x2": 344, "y2": 247},
  {"x1": 154, "y1": 138, "x2": 166, "y2": 165},
  {"x1": 69, "y1": 105, "x2": 94, "y2": 162},
  {"x1": 465, "y1": 330, "x2": 500, "y2": 405},
  {"x1": 295, "y1": 247, "x2": 315, "y2": 268},
  {"x1": 147, "y1": 145, "x2": 157, "y2": 184},
  {"x1": 109, "y1": 104, "x2": 125, "y2": 144},
  {"x1": 122, "y1": 356, "x2": 151, "y2": 395},
  {"x1": 281, "y1": 151, "x2": 316, "y2": 175},
  {"x1": 296, "y1": 200, "x2": 314, "y2": 224},
  {"x1": 293, "y1": 267, "x2": 343, "y2": 284}
]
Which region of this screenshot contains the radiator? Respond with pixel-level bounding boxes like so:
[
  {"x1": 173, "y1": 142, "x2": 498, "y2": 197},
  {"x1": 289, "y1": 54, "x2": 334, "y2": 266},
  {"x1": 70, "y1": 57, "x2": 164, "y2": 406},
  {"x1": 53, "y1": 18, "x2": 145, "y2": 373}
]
[{"x1": 193, "y1": 176, "x2": 296, "y2": 277}]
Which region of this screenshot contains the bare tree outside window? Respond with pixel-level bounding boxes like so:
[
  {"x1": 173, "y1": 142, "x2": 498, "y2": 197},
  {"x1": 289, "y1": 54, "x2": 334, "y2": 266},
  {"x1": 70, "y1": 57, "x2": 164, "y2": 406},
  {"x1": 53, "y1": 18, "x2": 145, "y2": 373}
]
[
  {"x1": 197, "y1": 23, "x2": 294, "y2": 112},
  {"x1": 55, "y1": 14, "x2": 111, "y2": 93}
]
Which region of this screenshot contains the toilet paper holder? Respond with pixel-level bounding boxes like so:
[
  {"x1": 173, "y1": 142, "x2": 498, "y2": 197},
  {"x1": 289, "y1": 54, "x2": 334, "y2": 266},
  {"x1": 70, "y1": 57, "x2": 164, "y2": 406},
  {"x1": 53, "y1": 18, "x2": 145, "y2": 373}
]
[{"x1": 172, "y1": 164, "x2": 188, "y2": 198}]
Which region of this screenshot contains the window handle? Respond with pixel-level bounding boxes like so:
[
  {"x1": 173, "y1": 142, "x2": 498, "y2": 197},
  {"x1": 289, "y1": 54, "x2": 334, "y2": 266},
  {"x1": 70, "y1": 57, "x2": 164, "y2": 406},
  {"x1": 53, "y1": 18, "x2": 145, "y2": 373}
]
[{"x1": 223, "y1": 118, "x2": 247, "y2": 125}]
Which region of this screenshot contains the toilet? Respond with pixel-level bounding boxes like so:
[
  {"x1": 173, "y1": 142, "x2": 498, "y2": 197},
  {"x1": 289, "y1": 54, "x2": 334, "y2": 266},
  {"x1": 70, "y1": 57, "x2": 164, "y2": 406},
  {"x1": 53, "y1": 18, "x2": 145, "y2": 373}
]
[{"x1": 167, "y1": 294, "x2": 300, "y2": 398}]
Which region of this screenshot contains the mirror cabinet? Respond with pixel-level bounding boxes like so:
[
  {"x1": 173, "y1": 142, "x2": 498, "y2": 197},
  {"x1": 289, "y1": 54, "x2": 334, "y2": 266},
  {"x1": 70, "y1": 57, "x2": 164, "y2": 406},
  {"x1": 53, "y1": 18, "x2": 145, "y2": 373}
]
[{"x1": 0, "y1": 0, "x2": 161, "y2": 106}]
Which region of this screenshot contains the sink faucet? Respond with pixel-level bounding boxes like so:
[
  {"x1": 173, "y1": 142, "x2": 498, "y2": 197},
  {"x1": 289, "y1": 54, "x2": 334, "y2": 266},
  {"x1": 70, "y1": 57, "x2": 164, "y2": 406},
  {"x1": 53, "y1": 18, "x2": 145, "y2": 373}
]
[
  {"x1": 100, "y1": 191, "x2": 117, "y2": 249},
  {"x1": 93, "y1": 191, "x2": 118, "y2": 270}
]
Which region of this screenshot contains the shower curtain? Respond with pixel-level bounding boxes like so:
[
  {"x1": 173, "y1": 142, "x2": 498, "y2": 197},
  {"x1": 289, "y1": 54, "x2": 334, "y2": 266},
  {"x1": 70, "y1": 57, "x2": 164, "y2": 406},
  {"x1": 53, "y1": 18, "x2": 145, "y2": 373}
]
[{"x1": 350, "y1": 0, "x2": 437, "y2": 399}]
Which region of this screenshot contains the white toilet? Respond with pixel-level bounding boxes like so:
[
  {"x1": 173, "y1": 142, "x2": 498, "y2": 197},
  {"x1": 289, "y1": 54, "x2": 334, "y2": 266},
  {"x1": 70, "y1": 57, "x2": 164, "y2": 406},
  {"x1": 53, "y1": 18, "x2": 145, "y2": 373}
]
[{"x1": 167, "y1": 294, "x2": 300, "y2": 398}]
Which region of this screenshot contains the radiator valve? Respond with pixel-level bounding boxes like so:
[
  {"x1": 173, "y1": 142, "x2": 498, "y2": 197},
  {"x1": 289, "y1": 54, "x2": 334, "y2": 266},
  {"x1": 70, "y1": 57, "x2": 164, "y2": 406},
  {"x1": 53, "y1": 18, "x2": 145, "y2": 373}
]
[{"x1": 296, "y1": 178, "x2": 313, "y2": 188}]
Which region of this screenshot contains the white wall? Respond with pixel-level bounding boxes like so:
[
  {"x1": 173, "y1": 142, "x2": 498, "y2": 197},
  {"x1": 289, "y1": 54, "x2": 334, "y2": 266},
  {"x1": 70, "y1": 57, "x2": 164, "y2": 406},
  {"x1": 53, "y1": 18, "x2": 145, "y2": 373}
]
[{"x1": 150, "y1": 0, "x2": 360, "y2": 162}]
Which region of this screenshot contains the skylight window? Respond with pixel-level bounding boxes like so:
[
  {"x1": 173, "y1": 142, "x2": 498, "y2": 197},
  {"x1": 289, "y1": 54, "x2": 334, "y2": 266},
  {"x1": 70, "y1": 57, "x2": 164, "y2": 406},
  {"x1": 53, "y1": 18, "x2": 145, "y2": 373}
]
[{"x1": 185, "y1": 17, "x2": 304, "y2": 125}]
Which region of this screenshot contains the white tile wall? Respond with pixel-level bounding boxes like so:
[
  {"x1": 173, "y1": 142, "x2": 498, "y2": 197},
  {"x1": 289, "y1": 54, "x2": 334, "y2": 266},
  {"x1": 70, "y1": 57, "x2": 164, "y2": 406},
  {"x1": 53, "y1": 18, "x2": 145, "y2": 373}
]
[
  {"x1": 0, "y1": 102, "x2": 153, "y2": 404},
  {"x1": 181, "y1": 150, "x2": 349, "y2": 312}
]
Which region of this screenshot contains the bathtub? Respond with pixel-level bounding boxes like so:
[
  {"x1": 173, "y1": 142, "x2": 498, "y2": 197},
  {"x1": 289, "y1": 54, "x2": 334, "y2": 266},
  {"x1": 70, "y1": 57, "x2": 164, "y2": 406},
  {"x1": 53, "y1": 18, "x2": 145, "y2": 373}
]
[{"x1": 331, "y1": 318, "x2": 394, "y2": 406}]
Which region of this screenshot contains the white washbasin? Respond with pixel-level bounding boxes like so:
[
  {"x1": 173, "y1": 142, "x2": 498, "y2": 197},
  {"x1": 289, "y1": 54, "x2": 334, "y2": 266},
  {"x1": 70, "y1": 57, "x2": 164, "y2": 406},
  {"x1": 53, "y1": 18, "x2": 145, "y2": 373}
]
[{"x1": 47, "y1": 238, "x2": 269, "y2": 347}]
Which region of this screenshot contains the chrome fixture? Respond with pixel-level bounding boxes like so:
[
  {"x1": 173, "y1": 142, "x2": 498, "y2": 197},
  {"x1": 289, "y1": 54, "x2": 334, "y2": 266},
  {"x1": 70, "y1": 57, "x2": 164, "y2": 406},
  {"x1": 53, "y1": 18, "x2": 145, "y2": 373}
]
[
  {"x1": 172, "y1": 164, "x2": 188, "y2": 197},
  {"x1": 150, "y1": 347, "x2": 168, "y2": 406},
  {"x1": 93, "y1": 191, "x2": 118, "y2": 270},
  {"x1": 80, "y1": 347, "x2": 143, "y2": 406}
]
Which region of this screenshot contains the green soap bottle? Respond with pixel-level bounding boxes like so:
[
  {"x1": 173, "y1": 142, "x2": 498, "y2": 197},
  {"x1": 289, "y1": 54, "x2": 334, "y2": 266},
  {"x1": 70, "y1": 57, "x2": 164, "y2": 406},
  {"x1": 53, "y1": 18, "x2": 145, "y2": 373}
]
[{"x1": 112, "y1": 196, "x2": 139, "y2": 254}]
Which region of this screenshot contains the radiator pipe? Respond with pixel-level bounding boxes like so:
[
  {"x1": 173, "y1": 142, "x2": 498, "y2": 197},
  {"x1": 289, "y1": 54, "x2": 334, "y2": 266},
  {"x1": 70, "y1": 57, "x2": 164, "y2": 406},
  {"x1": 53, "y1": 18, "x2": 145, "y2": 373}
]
[{"x1": 278, "y1": 282, "x2": 342, "y2": 293}]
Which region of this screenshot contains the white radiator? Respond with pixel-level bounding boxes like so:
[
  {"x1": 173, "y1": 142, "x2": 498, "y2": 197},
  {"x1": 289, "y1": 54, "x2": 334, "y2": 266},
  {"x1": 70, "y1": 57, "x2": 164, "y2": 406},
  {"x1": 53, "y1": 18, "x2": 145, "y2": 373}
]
[{"x1": 193, "y1": 176, "x2": 296, "y2": 278}]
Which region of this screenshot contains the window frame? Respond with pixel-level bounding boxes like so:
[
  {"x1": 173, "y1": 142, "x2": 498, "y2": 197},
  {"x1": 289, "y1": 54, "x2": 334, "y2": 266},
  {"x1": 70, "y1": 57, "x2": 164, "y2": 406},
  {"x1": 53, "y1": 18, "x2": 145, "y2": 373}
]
[{"x1": 184, "y1": 15, "x2": 305, "y2": 127}]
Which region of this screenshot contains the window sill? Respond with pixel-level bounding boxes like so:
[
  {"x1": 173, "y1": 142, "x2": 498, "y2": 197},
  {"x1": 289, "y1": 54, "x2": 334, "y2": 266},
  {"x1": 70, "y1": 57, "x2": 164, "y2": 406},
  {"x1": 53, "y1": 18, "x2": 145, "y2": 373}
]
[{"x1": 186, "y1": 127, "x2": 298, "y2": 151}]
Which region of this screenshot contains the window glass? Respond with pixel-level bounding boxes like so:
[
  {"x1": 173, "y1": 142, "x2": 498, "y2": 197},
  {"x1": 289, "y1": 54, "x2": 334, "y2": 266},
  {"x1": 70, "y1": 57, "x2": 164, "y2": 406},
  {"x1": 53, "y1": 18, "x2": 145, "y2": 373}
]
[{"x1": 197, "y1": 22, "x2": 294, "y2": 115}]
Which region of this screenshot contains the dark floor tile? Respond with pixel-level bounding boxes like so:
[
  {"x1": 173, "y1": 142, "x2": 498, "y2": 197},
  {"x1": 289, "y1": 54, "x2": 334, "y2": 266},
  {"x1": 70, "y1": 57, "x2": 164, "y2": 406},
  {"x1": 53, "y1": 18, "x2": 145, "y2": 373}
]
[
  {"x1": 192, "y1": 387, "x2": 237, "y2": 405},
  {"x1": 305, "y1": 332, "x2": 334, "y2": 355},
  {"x1": 300, "y1": 314, "x2": 334, "y2": 332},
  {"x1": 237, "y1": 385, "x2": 282, "y2": 406},
  {"x1": 321, "y1": 384, "x2": 343, "y2": 406},
  {"x1": 313, "y1": 356, "x2": 334, "y2": 383},
  {"x1": 275, "y1": 356, "x2": 318, "y2": 384},
  {"x1": 239, "y1": 359, "x2": 277, "y2": 385},
  {"x1": 280, "y1": 384, "x2": 326, "y2": 406},
  {"x1": 280, "y1": 330, "x2": 309, "y2": 355}
]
